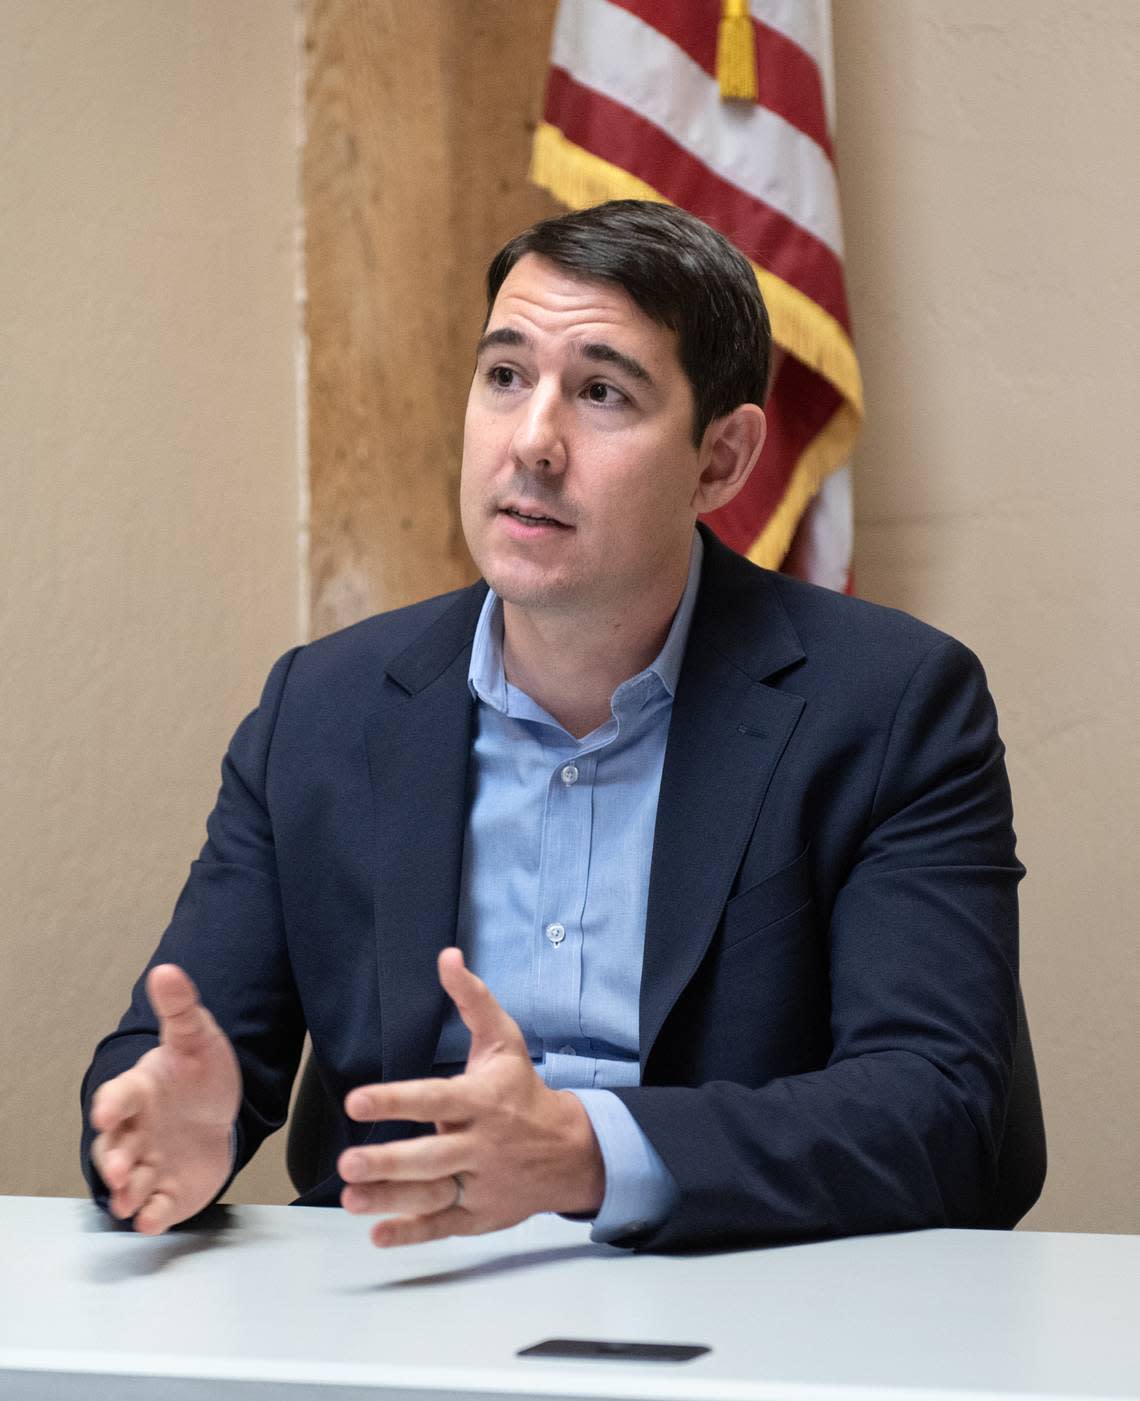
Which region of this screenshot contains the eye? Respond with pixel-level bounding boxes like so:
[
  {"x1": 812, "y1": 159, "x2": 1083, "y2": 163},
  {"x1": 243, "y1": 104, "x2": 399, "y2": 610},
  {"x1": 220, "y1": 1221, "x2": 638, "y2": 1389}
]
[
  {"x1": 486, "y1": 365, "x2": 521, "y2": 391},
  {"x1": 583, "y1": 381, "x2": 627, "y2": 406}
]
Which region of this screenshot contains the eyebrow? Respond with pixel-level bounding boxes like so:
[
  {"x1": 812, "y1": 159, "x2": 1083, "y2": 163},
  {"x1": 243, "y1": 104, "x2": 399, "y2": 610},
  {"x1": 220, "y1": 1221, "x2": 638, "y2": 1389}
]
[
  {"x1": 474, "y1": 327, "x2": 529, "y2": 359},
  {"x1": 473, "y1": 329, "x2": 656, "y2": 388},
  {"x1": 577, "y1": 341, "x2": 654, "y2": 386}
]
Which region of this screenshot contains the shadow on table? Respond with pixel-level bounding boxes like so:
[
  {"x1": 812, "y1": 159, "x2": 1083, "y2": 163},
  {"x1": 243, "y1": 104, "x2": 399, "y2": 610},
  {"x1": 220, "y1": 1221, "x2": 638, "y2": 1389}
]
[
  {"x1": 83, "y1": 1203, "x2": 239, "y2": 1283},
  {"x1": 350, "y1": 1242, "x2": 617, "y2": 1293}
]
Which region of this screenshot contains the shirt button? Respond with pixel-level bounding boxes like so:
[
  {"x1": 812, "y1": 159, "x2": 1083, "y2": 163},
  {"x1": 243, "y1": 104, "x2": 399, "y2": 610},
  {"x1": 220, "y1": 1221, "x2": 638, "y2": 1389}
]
[
  {"x1": 560, "y1": 764, "x2": 579, "y2": 786},
  {"x1": 545, "y1": 922, "x2": 566, "y2": 946}
]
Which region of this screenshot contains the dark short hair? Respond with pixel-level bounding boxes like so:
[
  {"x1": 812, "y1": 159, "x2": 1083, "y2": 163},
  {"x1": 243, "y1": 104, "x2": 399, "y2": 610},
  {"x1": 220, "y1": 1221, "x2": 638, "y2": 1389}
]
[{"x1": 485, "y1": 200, "x2": 771, "y2": 445}]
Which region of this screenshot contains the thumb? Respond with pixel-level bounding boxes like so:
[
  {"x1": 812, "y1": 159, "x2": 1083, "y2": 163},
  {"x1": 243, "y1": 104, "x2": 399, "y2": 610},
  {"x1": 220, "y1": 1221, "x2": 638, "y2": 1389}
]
[
  {"x1": 438, "y1": 948, "x2": 525, "y2": 1062},
  {"x1": 146, "y1": 963, "x2": 218, "y2": 1053}
]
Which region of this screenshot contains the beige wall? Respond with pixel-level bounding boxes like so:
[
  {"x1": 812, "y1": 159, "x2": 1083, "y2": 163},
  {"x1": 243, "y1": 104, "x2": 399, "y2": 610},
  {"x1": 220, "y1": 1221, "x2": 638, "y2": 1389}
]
[
  {"x1": 0, "y1": 1, "x2": 300, "y2": 1199},
  {"x1": 834, "y1": 1, "x2": 1140, "y2": 1231}
]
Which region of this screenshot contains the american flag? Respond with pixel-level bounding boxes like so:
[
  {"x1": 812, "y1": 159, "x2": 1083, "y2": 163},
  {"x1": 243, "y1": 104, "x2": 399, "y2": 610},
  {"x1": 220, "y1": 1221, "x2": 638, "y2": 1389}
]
[{"x1": 530, "y1": 0, "x2": 862, "y2": 591}]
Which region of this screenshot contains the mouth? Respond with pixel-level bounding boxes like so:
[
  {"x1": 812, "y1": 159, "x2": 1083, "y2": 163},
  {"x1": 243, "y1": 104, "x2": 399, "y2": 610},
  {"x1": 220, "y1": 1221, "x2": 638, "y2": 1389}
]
[{"x1": 499, "y1": 505, "x2": 572, "y2": 530}]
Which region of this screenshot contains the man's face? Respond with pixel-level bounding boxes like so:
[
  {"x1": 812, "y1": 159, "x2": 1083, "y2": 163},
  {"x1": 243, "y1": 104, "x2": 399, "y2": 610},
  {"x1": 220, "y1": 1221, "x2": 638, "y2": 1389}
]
[{"x1": 460, "y1": 254, "x2": 706, "y2": 622}]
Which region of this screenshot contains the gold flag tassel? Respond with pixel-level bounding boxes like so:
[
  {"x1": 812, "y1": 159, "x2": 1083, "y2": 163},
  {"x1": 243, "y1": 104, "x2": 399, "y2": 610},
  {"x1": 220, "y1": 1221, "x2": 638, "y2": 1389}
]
[{"x1": 716, "y1": 0, "x2": 758, "y2": 102}]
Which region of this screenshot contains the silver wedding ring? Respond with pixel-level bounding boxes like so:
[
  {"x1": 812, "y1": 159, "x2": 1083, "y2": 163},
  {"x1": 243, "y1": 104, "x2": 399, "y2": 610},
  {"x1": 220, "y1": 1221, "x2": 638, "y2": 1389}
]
[{"x1": 451, "y1": 1172, "x2": 466, "y2": 1209}]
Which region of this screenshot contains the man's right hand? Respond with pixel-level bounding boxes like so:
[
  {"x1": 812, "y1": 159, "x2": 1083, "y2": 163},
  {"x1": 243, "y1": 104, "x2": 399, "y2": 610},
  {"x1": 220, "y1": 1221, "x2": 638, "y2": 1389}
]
[{"x1": 89, "y1": 964, "x2": 241, "y2": 1234}]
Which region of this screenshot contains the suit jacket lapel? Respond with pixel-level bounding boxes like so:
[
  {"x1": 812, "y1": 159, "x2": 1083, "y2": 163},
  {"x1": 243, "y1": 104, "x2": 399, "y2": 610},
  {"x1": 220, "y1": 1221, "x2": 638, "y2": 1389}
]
[
  {"x1": 640, "y1": 534, "x2": 807, "y2": 1070},
  {"x1": 363, "y1": 585, "x2": 486, "y2": 1084}
]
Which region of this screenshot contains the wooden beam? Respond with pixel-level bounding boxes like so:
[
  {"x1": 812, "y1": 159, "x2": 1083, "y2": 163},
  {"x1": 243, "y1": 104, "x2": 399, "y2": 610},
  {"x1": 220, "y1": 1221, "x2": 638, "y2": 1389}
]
[{"x1": 303, "y1": 0, "x2": 560, "y2": 634}]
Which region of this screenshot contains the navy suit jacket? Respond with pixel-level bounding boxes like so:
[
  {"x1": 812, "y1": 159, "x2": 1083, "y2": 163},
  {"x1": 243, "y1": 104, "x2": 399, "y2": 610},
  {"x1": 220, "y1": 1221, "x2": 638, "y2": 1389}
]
[{"x1": 82, "y1": 529, "x2": 1022, "y2": 1251}]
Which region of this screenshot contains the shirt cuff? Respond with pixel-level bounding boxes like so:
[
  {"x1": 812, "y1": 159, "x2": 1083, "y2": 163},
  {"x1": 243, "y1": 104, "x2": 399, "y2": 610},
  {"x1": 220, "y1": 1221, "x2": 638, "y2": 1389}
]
[{"x1": 568, "y1": 1088, "x2": 679, "y2": 1243}]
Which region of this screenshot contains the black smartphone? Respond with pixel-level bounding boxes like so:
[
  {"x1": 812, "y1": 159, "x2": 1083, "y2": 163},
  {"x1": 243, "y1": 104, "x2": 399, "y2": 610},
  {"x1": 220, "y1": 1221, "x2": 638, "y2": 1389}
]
[{"x1": 518, "y1": 1338, "x2": 710, "y2": 1363}]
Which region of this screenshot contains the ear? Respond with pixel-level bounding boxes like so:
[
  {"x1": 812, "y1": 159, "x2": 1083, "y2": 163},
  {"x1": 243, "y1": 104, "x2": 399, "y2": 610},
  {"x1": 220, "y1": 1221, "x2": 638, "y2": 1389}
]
[{"x1": 691, "y1": 404, "x2": 766, "y2": 515}]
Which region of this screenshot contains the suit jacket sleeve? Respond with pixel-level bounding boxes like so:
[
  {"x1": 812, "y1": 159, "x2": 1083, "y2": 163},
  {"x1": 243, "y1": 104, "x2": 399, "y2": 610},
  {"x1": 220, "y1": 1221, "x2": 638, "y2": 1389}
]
[
  {"x1": 79, "y1": 647, "x2": 308, "y2": 1199},
  {"x1": 613, "y1": 635, "x2": 1022, "y2": 1251}
]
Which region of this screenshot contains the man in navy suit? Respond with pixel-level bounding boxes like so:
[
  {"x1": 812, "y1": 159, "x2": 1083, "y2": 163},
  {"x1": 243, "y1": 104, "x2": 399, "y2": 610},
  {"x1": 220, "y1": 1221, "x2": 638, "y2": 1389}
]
[{"x1": 83, "y1": 201, "x2": 1022, "y2": 1252}]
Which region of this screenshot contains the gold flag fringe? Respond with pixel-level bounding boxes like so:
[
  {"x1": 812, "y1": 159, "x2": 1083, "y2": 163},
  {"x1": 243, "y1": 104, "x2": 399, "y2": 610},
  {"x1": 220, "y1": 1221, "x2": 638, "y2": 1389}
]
[
  {"x1": 717, "y1": 0, "x2": 759, "y2": 102},
  {"x1": 745, "y1": 402, "x2": 859, "y2": 570}
]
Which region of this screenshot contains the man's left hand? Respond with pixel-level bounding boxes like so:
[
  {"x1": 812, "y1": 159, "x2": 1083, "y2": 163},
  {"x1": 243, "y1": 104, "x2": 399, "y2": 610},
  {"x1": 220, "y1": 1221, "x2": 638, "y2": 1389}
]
[{"x1": 338, "y1": 948, "x2": 606, "y2": 1247}]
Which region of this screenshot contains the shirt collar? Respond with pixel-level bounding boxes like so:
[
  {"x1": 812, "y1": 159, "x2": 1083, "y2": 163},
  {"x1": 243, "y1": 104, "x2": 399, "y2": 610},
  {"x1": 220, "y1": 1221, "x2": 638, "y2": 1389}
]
[{"x1": 468, "y1": 530, "x2": 704, "y2": 714}]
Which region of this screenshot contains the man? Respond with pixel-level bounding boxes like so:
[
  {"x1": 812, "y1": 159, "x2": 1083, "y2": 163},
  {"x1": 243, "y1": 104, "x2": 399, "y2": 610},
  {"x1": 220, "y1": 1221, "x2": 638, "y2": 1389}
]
[{"x1": 83, "y1": 201, "x2": 1023, "y2": 1253}]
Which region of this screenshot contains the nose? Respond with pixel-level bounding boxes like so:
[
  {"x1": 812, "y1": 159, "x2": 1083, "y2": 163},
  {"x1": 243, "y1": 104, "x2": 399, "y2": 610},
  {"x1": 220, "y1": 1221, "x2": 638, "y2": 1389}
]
[{"x1": 510, "y1": 382, "x2": 567, "y2": 476}]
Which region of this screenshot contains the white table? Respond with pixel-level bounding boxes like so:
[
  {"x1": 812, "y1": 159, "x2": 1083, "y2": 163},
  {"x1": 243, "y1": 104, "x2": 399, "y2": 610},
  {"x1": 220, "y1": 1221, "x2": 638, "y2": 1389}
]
[{"x1": 0, "y1": 1196, "x2": 1137, "y2": 1400}]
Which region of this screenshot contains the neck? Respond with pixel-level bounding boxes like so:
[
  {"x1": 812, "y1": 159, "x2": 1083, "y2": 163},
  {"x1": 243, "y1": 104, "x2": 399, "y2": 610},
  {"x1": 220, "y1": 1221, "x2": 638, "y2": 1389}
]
[{"x1": 500, "y1": 565, "x2": 691, "y2": 739}]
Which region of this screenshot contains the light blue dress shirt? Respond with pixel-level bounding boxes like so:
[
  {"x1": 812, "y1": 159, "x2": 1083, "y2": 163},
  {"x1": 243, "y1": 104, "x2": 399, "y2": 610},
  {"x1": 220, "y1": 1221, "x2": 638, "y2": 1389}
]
[{"x1": 434, "y1": 535, "x2": 703, "y2": 1241}]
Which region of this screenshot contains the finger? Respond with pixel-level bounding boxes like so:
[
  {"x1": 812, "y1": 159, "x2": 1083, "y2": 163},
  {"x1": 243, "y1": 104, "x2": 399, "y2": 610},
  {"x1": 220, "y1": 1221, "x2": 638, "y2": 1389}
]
[
  {"x1": 339, "y1": 1133, "x2": 470, "y2": 1184},
  {"x1": 437, "y1": 948, "x2": 525, "y2": 1055},
  {"x1": 345, "y1": 1078, "x2": 470, "y2": 1125},
  {"x1": 146, "y1": 964, "x2": 221, "y2": 1053},
  {"x1": 370, "y1": 1207, "x2": 473, "y2": 1249},
  {"x1": 342, "y1": 1176, "x2": 459, "y2": 1217},
  {"x1": 90, "y1": 1073, "x2": 147, "y2": 1133},
  {"x1": 132, "y1": 1189, "x2": 180, "y2": 1236},
  {"x1": 89, "y1": 1133, "x2": 116, "y2": 1186},
  {"x1": 99, "y1": 1130, "x2": 146, "y2": 1190},
  {"x1": 109, "y1": 1162, "x2": 159, "y2": 1221}
]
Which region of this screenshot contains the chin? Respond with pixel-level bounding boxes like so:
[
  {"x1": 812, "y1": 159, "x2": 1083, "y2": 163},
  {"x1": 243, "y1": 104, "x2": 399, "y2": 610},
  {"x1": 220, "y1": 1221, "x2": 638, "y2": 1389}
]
[{"x1": 481, "y1": 562, "x2": 581, "y2": 613}]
